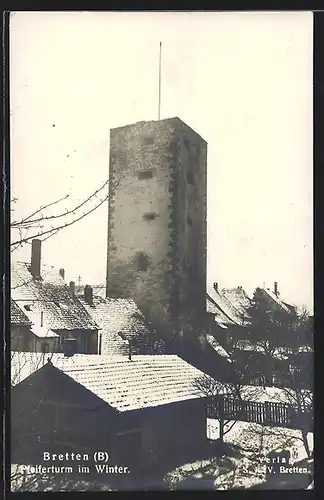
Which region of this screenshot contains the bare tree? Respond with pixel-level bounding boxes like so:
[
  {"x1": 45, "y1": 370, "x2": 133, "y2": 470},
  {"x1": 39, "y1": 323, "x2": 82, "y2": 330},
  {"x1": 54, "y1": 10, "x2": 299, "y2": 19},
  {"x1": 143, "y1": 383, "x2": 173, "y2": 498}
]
[
  {"x1": 11, "y1": 167, "x2": 129, "y2": 252},
  {"x1": 193, "y1": 374, "x2": 260, "y2": 445}
]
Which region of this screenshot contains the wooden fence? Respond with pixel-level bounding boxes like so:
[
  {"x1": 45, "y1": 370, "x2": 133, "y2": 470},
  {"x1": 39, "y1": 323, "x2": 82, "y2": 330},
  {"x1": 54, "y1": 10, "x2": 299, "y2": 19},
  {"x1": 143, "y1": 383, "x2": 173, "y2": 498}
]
[{"x1": 206, "y1": 396, "x2": 313, "y2": 430}]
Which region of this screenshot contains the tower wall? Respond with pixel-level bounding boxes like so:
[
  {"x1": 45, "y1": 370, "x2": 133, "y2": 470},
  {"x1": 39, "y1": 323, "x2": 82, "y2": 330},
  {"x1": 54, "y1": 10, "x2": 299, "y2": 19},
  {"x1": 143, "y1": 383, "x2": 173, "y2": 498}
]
[{"x1": 107, "y1": 118, "x2": 207, "y2": 338}]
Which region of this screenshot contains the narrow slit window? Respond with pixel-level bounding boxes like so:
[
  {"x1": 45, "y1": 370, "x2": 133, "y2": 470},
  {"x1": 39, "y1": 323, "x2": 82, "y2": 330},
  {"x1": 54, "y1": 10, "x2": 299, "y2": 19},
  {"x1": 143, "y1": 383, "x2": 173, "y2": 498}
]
[
  {"x1": 138, "y1": 170, "x2": 153, "y2": 180},
  {"x1": 186, "y1": 170, "x2": 194, "y2": 185},
  {"x1": 136, "y1": 252, "x2": 149, "y2": 272},
  {"x1": 143, "y1": 213, "x2": 157, "y2": 221}
]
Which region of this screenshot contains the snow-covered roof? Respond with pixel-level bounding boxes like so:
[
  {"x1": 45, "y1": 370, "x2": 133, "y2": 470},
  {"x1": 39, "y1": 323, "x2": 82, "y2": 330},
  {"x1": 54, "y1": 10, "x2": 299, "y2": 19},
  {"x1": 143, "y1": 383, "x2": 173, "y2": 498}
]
[
  {"x1": 206, "y1": 287, "x2": 242, "y2": 326},
  {"x1": 11, "y1": 353, "x2": 208, "y2": 412},
  {"x1": 11, "y1": 261, "x2": 98, "y2": 331},
  {"x1": 261, "y1": 288, "x2": 291, "y2": 313},
  {"x1": 29, "y1": 324, "x2": 60, "y2": 339},
  {"x1": 77, "y1": 295, "x2": 164, "y2": 356},
  {"x1": 205, "y1": 335, "x2": 233, "y2": 363},
  {"x1": 221, "y1": 287, "x2": 251, "y2": 321},
  {"x1": 10, "y1": 299, "x2": 32, "y2": 326}
]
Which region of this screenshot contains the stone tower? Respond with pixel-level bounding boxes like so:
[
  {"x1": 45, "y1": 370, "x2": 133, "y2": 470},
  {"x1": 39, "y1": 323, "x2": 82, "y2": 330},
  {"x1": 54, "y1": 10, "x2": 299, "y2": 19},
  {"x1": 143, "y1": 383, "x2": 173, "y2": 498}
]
[{"x1": 106, "y1": 117, "x2": 207, "y2": 340}]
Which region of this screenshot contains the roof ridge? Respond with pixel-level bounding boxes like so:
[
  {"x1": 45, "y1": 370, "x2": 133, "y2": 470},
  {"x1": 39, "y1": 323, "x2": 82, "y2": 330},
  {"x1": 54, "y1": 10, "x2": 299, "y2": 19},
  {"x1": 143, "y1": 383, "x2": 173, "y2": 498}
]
[
  {"x1": 206, "y1": 290, "x2": 241, "y2": 326},
  {"x1": 220, "y1": 289, "x2": 250, "y2": 321}
]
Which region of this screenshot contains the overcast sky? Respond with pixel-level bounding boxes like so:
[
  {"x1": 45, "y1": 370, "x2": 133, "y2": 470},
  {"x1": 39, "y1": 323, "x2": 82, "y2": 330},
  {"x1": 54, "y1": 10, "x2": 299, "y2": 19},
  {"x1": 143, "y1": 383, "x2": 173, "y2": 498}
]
[{"x1": 10, "y1": 11, "x2": 313, "y2": 311}]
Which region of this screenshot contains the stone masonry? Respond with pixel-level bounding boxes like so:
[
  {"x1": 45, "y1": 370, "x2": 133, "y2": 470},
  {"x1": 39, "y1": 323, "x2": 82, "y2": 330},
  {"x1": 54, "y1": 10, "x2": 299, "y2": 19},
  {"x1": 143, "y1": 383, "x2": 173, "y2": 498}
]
[{"x1": 106, "y1": 117, "x2": 207, "y2": 340}]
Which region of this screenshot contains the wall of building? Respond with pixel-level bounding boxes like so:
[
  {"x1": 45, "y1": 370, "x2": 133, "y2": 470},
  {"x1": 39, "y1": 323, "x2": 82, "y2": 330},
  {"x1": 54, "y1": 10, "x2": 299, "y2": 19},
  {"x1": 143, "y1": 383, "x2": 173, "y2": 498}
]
[
  {"x1": 11, "y1": 326, "x2": 60, "y2": 353},
  {"x1": 56, "y1": 329, "x2": 98, "y2": 354},
  {"x1": 11, "y1": 325, "x2": 33, "y2": 352},
  {"x1": 11, "y1": 364, "x2": 118, "y2": 463},
  {"x1": 107, "y1": 118, "x2": 207, "y2": 340},
  {"x1": 116, "y1": 398, "x2": 207, "y2": 470}
]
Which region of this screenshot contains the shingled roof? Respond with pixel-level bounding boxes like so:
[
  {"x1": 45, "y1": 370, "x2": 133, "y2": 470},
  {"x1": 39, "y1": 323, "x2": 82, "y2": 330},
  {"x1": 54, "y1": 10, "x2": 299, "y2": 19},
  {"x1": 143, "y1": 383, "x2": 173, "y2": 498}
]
[
  {"x1": 11, "y1": 353, "x2": 207, "y2": 411},
  {"x1": 260, "y1": 288, "x2": 291, "y2": 313},
  {"x1": 77, "y1": 295, "x2": 164, "y2": 355},
  {"x1": 221, "y1": 287, "x2": 251, "y2": 323},
  {"x1": 11, "y1": 261, "x2": 98, "y2": 332},
  {"x1": 206, "y1": 285, "x2": 244, "y2": 326},
  {"x1": 10, "y1": 299, "x2": 32, "y2": 326}
]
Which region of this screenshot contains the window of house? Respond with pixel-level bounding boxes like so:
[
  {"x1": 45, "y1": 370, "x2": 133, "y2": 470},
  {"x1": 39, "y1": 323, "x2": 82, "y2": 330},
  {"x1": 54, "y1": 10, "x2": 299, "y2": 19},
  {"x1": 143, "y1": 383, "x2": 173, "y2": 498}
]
[
  {"x1": 143, "y1": 213, "x2": 157, "y2": 221},
  {"x1": 138, "y1": 170, "x2": 153, "y2": 180},
  {"x1": 136, "y1": 252, "x2": 149, "y2": 272},
  {"x1": 144, "y1": 137, "x2": 154, "y2": 145},
  {"x1": 187, "y1": 216, "x2": 193, "y2": 226},
  {"x1": 24, "y1": 304, "x2": 31, "y2": 311},
  {"x1": 184, "y1": 138, "x2": 190, "y2": 149}
]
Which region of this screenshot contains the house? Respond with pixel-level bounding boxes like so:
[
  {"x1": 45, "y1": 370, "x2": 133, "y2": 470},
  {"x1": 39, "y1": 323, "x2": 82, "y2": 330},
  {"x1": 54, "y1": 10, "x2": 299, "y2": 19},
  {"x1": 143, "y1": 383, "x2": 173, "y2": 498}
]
[
  {"x1": 11, "y1": 298, "x2": 60, "y2": 353},
  {"x1": 76, "y1": 291, "x2": 165, "y2": 356},
  {"x1": 221, "y1": 286, "x2": 252, "y2": 321},
  {"x1": 11, "y1": 239, "x2": 99, "y2": 354},
  {"x1": 11, "y1": 353, "x2": 209, "y2": 471},
  {"x1": 256, "y1": 283, "x2": 297, "y2": 315},
  {"x1": 11, "y1": 299, "x2": 33, "y2": 351},
  {"x1": 206, "y1": 283, "x2": 251, "y2": 348}
]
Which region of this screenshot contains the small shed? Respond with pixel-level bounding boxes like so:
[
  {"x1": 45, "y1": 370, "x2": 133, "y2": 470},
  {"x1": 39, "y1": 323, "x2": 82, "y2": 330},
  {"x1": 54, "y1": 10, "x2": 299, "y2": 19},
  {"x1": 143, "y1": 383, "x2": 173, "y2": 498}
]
[{"x1": 12, "y1": 354, "x2": 209, "y2": 471}]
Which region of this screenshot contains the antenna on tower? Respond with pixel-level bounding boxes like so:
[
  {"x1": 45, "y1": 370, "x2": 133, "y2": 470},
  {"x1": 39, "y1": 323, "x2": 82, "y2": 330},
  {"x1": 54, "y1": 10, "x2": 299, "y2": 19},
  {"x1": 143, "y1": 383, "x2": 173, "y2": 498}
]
[{"x1": 158, "y1": 41, "x2": 162, "y2": 120}]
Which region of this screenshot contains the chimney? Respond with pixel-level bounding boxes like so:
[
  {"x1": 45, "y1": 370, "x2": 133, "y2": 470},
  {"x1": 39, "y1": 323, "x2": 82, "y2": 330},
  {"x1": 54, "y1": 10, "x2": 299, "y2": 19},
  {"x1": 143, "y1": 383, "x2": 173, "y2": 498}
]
[
  {"x1": 128, "y1": 340, "x2": 132, "y2": 361},
  {"x1": 84, "y1": 285, "x2": 93, "y2": 306},
  {"x1": 31, "y1": 239, "x2": 41, "y2": 279},
  {"x1": 69, "y1": 281, "x2": 75, "y2": 296},
  {"x1": 213, "y1": 282, "x2": 219, "y2": 293},
  {"x1": 59, "y1": 268, "x2": 65, "y2": 279},
  {"x1": 98, "y1": 333, "x2": 102, "y2": 355},
  {"x1": 63, "y1": 334, "x2": 77, "y2": 357},
  {"x1": 274, "y1": 282, "x2": 279, "y2": 296}
]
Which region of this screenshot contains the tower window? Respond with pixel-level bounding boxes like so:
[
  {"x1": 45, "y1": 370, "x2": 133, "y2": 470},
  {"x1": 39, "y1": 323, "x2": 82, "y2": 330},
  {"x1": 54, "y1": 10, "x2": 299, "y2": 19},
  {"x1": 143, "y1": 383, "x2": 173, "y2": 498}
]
[
  {"x1": 184, "y1": 138, "x2": 190, "y2": 149},
  {"x1": 187, "y1": 216, "x2": 193, "y2": 226},
  {"x1": 138, "y1": 170, "x2": 153, "y2": 180},
  {"x1": 136, "y1": 252, "x2": 149, "y2": 272},
  {"x1": 186, "y1": 170, "x2": 194, "y2": 185},
  {"x1": 143, "y1": 213, "x2": 157, "y2": 221}
]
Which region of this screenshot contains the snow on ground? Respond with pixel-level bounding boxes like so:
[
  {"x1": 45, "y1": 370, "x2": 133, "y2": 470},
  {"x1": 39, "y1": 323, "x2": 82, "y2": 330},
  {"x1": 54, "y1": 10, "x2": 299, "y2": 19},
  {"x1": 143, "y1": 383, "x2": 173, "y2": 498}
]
[
  {"x1": 223, "y1": 420, "x2": 313, "y2": 462},
  {"x1": 217, "y1": 384, "x2": 312, "y2": 405},
  {"x1": 166, "y1": 421, "x2": 313, "y2": 490},
  {"x1": 217, "y1": 421, "x2": 313, "y2": 489}
]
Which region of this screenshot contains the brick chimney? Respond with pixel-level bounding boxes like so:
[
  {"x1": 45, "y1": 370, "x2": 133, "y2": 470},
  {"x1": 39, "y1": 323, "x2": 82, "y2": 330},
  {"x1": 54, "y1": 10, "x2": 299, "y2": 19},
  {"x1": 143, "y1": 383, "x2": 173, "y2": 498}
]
[
  {"x1": 31, "y1": 239, "x2": 41, "y2": 279},
  {"x1": 69, "y1": 281, "x2": 75, "y2": 296},
  {"x1": 213, "y1": 282, "x2": 219, "y2": 293},
  {"x1": 84, "y1": 285, "x2": 93, "y2": 306},
  {"x1": 59, "y1": 268, "x2": 65, "y2": 279},
  {"x1": 274, "y1": 282, "x2": 279, "y2": 296}
]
